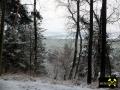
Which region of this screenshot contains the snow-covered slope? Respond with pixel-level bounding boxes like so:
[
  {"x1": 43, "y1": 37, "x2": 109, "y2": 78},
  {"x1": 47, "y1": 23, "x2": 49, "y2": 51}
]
[
  {"x1": 0, "y1": 74, "x2": 106, "y2": 90},
  {"x1": 0, "y1": 79, "x2": 103, "y2": 90}
]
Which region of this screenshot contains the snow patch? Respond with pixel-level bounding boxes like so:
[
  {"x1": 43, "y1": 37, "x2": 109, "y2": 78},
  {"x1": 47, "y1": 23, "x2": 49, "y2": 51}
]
[{"x1": 0, "y1": 74, "x2": 106, "y2": 90}]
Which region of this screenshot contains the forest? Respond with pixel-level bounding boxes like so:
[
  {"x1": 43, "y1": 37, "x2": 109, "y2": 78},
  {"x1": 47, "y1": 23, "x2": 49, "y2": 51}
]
[{"x1": 0, "y1": 0, "x2": 120, "y2": 90}]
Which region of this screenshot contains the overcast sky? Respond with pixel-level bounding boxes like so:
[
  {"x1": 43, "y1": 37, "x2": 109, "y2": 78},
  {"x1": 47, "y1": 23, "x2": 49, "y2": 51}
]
[
  {"x1": 21, "y1": 0, "x2": 120, "y2": 38},
  {"x1": 21, "y1": 0, "x2": 68, "y2": 37}
]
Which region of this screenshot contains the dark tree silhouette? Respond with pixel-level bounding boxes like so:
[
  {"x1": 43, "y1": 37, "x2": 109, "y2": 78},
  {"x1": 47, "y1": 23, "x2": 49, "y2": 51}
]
[
  {"x1": 0, "y1": 0, "x2": 6, "y2": 75},
  {"x1": 34, "y1": 0, "x2": 38, "y2": 74},
  {"x1": 100, "y1": 0, "x2": 107, "y2": 78},
  {"x1": 69, "y1": 0, "x2": 80, "y2": 80},
  {"x1": 87, "y1": 0, "x2": 93, "y2": 84}
]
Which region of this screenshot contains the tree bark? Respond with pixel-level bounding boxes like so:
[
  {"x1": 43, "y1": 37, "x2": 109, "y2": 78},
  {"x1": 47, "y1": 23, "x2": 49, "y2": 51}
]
[
  {"x1": 0, "y1": 0, "x2": 5, "y2": 75},
  {"x1": 87, "y1": 0, "x2": 93, "y2": 84},
  {"x1": 34, "y1": 0, "x2": 38, "y2": 74},
  {"x1": 69, "y1": 0, "x2": 80, "y2": 80},
  {"x1": 100, "y1": 0, "x2": 107, "y2": 78},
  {"x1": 29, "y1": 25, "x2": 32, "y2": 76},
  {"x1": 74, "y1": 31, "x2": 82, "y2": 79}
]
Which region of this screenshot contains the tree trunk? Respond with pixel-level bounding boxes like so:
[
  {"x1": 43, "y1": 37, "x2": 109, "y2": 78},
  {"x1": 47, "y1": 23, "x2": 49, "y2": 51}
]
[
  {"x1": 87, "y1": 0, "x2": 93, "y2": 84},
  {"x1": 0, "y1": 0, "x2": 5, "y2": 75},
  {"x1": 69, "y1": 0, "x2": 80, "y2": 80},
  {"x1": 29, "y1": 25, "x2": 32, "y2": 76},
  {"x1": 74, "y1": 31, "x2": 82, "y2": 79},
  {"x1": 100, "y1": 0, "x2": 107, "y2": 78},
  {"x1": 106, "y1": 43, "x2": 111, "y2": 76},
  {"x1": 34, "y1": 0, "x2": 38, "y2": 74}
]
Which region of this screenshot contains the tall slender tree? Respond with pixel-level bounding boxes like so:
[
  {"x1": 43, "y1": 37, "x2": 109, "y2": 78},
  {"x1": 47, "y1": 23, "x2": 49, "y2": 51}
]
[
  {"x1": 0, "y1": 0, "x2": 6, "y2": 75},
  {"x1": 29, "y1": 25, "x2": 32, "y2": 76},
  {"x1": 87, "y1": 0, "x2": 93, "y2": 84},
  {"x1": 100, "y1": 0, "x2": 107, "y2": 78},
  {"x1": 74, "y1": 0, "x2": 82, "y2": 79},
  {"x1": 69, "y1": 0, "x2": 80, "y2": 80},
  {"x1": 34, "y1": 0, "x2": 38, "y2": 74}
]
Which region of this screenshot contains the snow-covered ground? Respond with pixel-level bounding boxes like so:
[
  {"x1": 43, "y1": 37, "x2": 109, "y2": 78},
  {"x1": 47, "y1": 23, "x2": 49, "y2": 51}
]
[{"x1": 0, "y1": 74, "x2": 107, "y2": 90}]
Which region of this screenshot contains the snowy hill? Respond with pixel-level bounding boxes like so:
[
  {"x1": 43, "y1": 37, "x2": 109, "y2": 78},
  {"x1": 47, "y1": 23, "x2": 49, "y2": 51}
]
[{"x1": 0, "y1": 74, "x2": 106, "y2": 90}]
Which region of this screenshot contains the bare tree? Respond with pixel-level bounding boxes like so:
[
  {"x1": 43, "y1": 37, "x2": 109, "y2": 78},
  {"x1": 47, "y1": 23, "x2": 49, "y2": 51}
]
[
  {"x1": 69, "y1": 0, "x2": 80, "y2": 80},
  {"x1": 56, "y1": 0, "x2": 119, "y2": 81},
  {"x1": 34, "y1": 0, "x2": 38, "y2": 74},
  {"x1": 100, "y1": 0, "x2": 107, "y2": 78},
  {"x1": 87, "y1": 0, "x2": 93, "y2": 84},
  {"x1": 29, "y1": 24, "x2": 32, "y2": 76},
  {"x1": 74, "y1": 29, "x2": 82, "y2": 79}
]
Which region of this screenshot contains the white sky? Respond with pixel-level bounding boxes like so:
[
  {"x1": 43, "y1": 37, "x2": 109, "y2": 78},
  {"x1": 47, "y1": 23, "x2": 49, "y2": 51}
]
[
  {"x1": 21, "y1": 0, "x2": 68, "y2": 37},
  {"x1": 21, "y1": 0, "x2": 120, "y2": 38}
]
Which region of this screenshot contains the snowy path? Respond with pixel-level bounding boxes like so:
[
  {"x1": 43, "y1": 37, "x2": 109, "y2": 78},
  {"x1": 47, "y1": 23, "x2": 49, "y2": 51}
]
[{"x1": 0, "y1": 79, "x2": 106, "y2": 90}]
